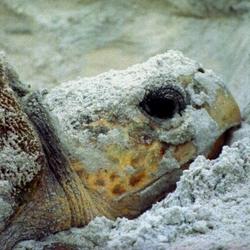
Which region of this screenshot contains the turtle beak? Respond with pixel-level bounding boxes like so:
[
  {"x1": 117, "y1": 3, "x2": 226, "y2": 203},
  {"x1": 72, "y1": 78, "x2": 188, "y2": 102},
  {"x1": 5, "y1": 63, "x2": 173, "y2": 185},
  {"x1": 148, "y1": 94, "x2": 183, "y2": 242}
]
[
  {"x1": 205, "y1": 87, "x2": 241, "y2": 132},
  {"x1": 204, "y1": 86, "x2": 241, "y2": 158}
]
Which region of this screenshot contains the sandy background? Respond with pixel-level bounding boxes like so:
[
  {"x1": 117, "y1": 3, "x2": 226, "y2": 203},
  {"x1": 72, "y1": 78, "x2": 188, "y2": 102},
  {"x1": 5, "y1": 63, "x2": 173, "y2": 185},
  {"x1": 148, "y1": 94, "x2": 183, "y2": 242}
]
[
  {"x1": 0, "y1": 0, "x2": 249, "y2": 109},
  {"x1": 0, "y1": 0, "x2": 250, "y2": 249}
]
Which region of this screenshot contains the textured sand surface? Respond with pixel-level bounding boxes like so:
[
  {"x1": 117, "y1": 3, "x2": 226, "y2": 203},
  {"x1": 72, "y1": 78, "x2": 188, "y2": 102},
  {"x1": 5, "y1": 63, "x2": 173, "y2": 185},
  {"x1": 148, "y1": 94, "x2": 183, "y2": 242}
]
[
  {"x1": 0, "y1": 0, "x2": 249, "y2": 108},
  {"x1": 0, "y1": 0, "x2": 250, "y2": 249}
]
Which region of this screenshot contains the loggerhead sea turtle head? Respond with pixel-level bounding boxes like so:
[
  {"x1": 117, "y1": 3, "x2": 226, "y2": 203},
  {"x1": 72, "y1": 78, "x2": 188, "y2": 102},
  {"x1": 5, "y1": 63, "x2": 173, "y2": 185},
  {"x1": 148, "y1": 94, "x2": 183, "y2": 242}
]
[{"x1": 0, "y1": 51, "x2": 240, "y2": 249}]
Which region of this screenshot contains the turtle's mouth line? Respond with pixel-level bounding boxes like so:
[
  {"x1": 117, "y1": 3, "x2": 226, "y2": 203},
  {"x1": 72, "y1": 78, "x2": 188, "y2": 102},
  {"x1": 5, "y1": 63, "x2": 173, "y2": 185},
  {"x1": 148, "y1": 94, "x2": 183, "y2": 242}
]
[{"x1": 116, "y1": 167, "x2": 182, "y2": 202}]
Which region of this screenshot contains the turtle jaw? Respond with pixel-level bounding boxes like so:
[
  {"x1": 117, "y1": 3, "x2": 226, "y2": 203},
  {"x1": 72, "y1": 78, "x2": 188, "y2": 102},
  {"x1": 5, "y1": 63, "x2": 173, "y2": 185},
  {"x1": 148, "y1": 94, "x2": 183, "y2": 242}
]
[
  {"x1": 69, "y1": 152, "x2": 192, "y2": 220},
  {"x1": 69, "y1": 139, "x2": 196, "y2": 219}
]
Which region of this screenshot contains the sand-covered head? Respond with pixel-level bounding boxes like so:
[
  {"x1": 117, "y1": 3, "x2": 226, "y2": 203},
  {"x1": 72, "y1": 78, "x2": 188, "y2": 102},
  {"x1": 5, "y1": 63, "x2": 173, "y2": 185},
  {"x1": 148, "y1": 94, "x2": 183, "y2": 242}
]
[{"x1": 43, "y1": 50, "x2": 240, "y2": 217}]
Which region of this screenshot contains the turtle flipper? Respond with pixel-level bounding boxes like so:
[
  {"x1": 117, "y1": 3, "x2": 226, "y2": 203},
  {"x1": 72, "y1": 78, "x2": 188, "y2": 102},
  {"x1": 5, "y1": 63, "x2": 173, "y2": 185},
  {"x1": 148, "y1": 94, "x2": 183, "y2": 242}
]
[
  {"x1": 0, "y1": 56, "x2": 89, "y2": 247},
  {"x1": 0, "y1": 56, "x2": 47, "y2": 248},
  {"x1": 0, "y1": 91, "x2": 87, "y2": 249},
  {"x1": 0, "y1": 55, "x2": 44, "y2": 190},
  {"x1": 0, "y1": 84, "x2": 69, "y2": 249}
]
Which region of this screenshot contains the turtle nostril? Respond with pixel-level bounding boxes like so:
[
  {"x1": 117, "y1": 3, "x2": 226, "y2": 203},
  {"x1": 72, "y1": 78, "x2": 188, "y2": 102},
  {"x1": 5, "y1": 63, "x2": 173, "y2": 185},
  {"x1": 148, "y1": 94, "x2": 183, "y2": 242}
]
[{"x1": 140, "y1": 84, "x2": 188, "y2": 120}]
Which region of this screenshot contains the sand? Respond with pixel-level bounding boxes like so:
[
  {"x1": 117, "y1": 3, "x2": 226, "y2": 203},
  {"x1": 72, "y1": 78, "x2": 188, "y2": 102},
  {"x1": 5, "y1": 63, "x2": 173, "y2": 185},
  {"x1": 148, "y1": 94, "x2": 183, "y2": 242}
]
[
  {"x1": 0, "y1": 0, "x2": 249, "y2": 249},
  {"x1": 0, "y1": 0, "x2": 249, "y2": 108}
]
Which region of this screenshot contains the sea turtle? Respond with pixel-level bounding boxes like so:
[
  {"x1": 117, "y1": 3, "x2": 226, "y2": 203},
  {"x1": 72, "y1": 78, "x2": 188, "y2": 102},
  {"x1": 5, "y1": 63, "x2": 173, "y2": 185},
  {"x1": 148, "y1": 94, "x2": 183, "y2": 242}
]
[{"x1": 0, "y1": 51, "x2": 240, "y2": 249}]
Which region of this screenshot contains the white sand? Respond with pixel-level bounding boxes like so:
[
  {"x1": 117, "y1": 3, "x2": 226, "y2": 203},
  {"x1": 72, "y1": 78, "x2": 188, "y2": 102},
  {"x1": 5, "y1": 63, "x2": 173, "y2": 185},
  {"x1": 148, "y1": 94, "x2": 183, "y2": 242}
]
[
  {"x1": 1, "y1": 0, "x2": 249, "y2": 109},
  {"x1": 0, "y1": 0, "x2": 249, "y2": 248}
]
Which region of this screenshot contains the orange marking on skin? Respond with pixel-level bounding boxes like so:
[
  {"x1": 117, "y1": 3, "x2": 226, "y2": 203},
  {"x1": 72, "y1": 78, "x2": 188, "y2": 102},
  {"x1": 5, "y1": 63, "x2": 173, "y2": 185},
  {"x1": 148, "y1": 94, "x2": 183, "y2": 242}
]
[
  {"x1": 110, "y1": 172, "x2": 119, "y2": 182},
  {"x1": 70, "y1": 129, "x2": 174, "y2": 201},
  {"x1": 95, "y1": 178, "x2": 105, "y2": 186},
  {"x1": 160, "y1": 147, "x2": 165, "y2": 156},
  {"x1": 112, "y1": 184, "x2": 126, "y2": 195},
  {"x1": 129, "y1": 172, "x2": 145, "y2": 186},
  {"x1": 159, "y1": 143, "x2": 169, "y2": 156}
]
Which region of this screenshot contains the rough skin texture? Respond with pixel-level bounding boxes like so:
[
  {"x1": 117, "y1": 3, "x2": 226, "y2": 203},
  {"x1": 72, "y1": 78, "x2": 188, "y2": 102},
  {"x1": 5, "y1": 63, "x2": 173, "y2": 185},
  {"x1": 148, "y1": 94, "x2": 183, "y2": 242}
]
[{"x1": 0, "y1": 54, "x2": 43, "y2": 189}]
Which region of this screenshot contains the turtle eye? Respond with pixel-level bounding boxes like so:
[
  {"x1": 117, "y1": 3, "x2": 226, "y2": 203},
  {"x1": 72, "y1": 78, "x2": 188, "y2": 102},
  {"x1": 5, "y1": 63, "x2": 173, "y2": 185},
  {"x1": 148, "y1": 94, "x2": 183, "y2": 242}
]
[{"x1": 140, "y1": 85, "x2": 188, "y2": 119}]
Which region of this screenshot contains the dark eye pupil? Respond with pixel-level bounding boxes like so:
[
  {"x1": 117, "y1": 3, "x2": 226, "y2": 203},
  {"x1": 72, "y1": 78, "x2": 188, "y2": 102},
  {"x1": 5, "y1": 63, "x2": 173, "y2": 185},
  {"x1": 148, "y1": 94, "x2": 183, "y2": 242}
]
[
  {"x1": 140, "y1": 84, "x2": 188, "y2": 120},
  {"x1": 144, "y1": 97, "x2": 176, "y2": 119}
]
